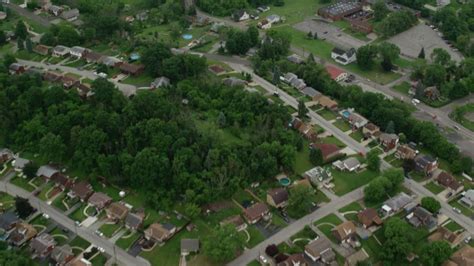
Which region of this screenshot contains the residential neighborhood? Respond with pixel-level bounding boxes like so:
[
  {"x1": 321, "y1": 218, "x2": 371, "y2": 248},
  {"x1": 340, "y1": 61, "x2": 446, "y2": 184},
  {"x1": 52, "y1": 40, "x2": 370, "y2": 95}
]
[{"x1": 0, "y1": 0, "x2": 473, "y2": 266}]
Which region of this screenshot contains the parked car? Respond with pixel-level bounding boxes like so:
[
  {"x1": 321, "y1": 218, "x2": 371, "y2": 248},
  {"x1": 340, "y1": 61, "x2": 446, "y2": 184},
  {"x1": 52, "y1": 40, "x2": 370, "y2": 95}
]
[{"x1": 452, "y1": 207, "x2": 461, "y2": 214}]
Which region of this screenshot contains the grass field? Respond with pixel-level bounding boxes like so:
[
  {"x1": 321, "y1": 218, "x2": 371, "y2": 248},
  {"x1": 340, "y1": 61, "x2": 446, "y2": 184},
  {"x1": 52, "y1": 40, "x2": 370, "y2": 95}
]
[
  {"x1": 314, "y1": 213, "x2": 343, "y2": 226},
  {"x1": 38, "y1": 182, "x2": 56, "y2": 201},
  {"x1": 333, "y1": 119, "x2": 351, "y2": 132},
  {"x1": 0, "y1": 192, "x2": 14, "y2": 210},
  {"x1": 293, "y1": 140, "x2": 313, "y2": 174},
  {"x1": 443, "y1": 220, "x2": 463, "y2": 232},
  {"x1": 332, "y1": 169, "x2": 378, "y2": 196},
  {"x1": 450, "y1": 103, "x2": 474, "y2": 132},
  {"x1": 424, "y1": 181, "x2": 445, "y2": 195},
  {"x1": 392, "y1": 81, "x2": 410, "y2": 95},
  {"x1": 70, "y1": 236, "x2": 91, "y2": 249},
  {"x1": 339, "y1": 201, "x2": 363, "y2": 213},
  {"x1": 449, "y1": 200, "x2": 474, "y2": 218},
  {"x1": 99, "y1": 223, "x2": 122, "y2": 238},
  {"x1": 116, "y1": 231, "x2": 141, "y2": 250},
  {"x1": 245, "y1": 225, "x2": 266, "y2": 248},
  {"x1": 349, "y1": 130, "x2": 364, "y2": 142},
  {"x1": 10, "y1": 175, "x2": 35, "y2": 192},
  {"x1": 68, "y1": 204, "x2": 88, "y2": 222},
  {"x1": 319, "y1": 136, "x2": 346, "y2": 148},
  {"x1": 317, "y1": 108, "x2": 337, "y2": 121}
]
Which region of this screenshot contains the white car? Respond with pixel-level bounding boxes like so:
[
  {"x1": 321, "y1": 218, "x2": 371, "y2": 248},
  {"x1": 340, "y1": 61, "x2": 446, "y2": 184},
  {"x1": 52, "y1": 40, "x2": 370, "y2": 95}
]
[
  {"x1": 452, "y1": 207, "x2": 461, "y2": 214},
  {"x1": 259, "y1": 255, "x2": 268, "y2": 264},
  {"x1": 465, "y1": 236, "x2": 472, "y2": 243}
]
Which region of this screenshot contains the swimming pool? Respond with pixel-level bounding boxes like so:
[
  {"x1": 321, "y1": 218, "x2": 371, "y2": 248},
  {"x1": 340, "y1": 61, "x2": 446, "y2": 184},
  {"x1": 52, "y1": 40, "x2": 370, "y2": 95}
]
[
  {"x1": 279, "y1": 177, "x2": 291, "y2": 186},
  {"x1": 342, "y1": 110, "x2": 351, "y2": 118},
  {"x1": 182, "y1": 34, "x2": 193, "y2": 40}
]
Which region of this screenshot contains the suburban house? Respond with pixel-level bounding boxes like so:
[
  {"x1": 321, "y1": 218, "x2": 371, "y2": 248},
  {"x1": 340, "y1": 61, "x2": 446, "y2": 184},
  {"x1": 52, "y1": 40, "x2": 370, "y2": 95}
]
[
  {"x1": 9, "y1": 63, "x2": 25, "y2": 75},
  {"x1": 223, "y1": 77, "x2": 246, "y2": 87},
  {"x1": 43, "y1": 71, "x2": 63, "y2": 82},
  {"x1": 414, "y1": 154, "x2": 438, "y2": 176},
  {"x1": 87, "y1": 192, "x2": 112, "y2": 210},
  {"x1": 30, "y1": 233, "x2": 56, "y2": 258},
  {"x1": 266, "y1": 14, "x2": 281, "y2": 24},
  {"x1": 379, "y1": 133, "x2": 399, "y2": 151},
  {"x1": 266, "y1": 188, "x2": 289, "y2": 208},
  {"x1": 302, "y1": 87, "x2": 322, "y2": 101},
  {"x1": 8, "y1": 223, "x2": 37, "y2": 246},
  {"x1": 406, "y1": 206, "x2": 437, "y2": 229},
  {"x1": 62, "y1": 76, "x2": 80, "y2": 89},
  {"x1": 144, "y1": 223, "x2": 176, "y2": 243},
  {"x1": 52, "y1": 45, "x2": 70, "y2": 57},
  {"x1": 443, "y1": 245, "x2": 474, "y2": 266},
  {"x1": 459, "y1": 189, "x2": 474, "y2": 208},
  {"x1": 208, "y1": 65, "x2": 226, "y2": 75},
  {"x1": 304, "y1": 237, "x2": 335, "y2": 263},
  {"x1": 332, "y1": 221, "x2": 357, "y2": 243},
  {"x1": 290, "y1": 78, "x2": 307, "y2": 90},
  {"x1": 348, "y1": 113, "x2": 368, "y2": 130},
  {"x1": 220, "y1": 215, "x2": 247, "y2": 232},
  {"x1": 106, "y1": 202, "x2": 129, "y2": 222},
  {"x1": 325, "y1": 65, "x2": 348, "y2": 82},
  {"x1": 0, "y1": 148, "x2": 13, "y2": 163},
  {"x1": 68, "y1": 181, "x2": 93, "y2": 202},
  {"x1": 436, "y1": 172, "x2": 463, "y2": 195},
  {"x1": 310, "y1": 143, "x2": 340, "y2": 162},
  {"x1": 150, "y1": 76, "x2": 170, "y2": 89},
  {"x1": 13, "y1": 157, "x2": 30, "y2": 171},
  {"x1": 243, "y1": 202, "x2": 270, "y2": 224},
  {"x1": 51, "y1": 173, "x2": 73, "y2": 191},
  {"x1": 331, "y1": 47, "x2": 356, "y2": 65},
  {"x1": 345, "y1": 249, "x2": 370, "y2": 266},
  {"x1": 333, "y1": 157, "x2": 361, "y2": 172},
  {"x1": 83, "y1": 51, "x2": 103, "y2": 63},
  {"x1": 180, "y1": 239, "x2": 199, "y2": 256},
  {"x1": 357, "y1": 208, "x2": 382, "y2": 229},
  {"x1": 257, "y1": 19, "x2": 272, "y2": 30},
  {"x1": 0, "y1": 11, "x2": 6, "y2": 20},
  {"x1": 395, "y1": 144, "x2": 417, "y2": 160},
  {"x1": 362, "y1": 123, "x2": 380, "y2": 139},
  {"x1": 125, "y1": 211, "x2": 145, "y2": 231},
  {"x1": 51, "y1": 244, "x2": 75, "y2": 265},
  {"x1": 294, "y1": 123, "x2": 318, "y2": 142},
  {"x1": 233, "y1": 10, "x2": 249, "y2": 21},
  {"x1": 287, "y1": 54, "x2": 304, "y2": 64},
  {"x1": 277, "y1": 253, "x2": 309, "y2": 266},
  {"x1": 0, "y1": 212, "x2": 19, "y2": 233},
  {"x1": 61, "y1": 8, "x2": 80, "y2": 21},
  {"x1": 428, "y1": 226, "x2": 465, "y2": 248},
  {"x1": 119, "y1": 63, "x2": 145, "y2": 76},
  {"x1": 67, "y1": 255, "x2": 93, "y2": 266},
  {"x1": 33, "y1": 44, "x2": 50, "y2": 56},
  {"x1": 101, "y1": 56, "x2": 122, "y2": 67},
  {"x1": 381, "y1": 192, "x2": 413, "y2": 216},
  {"x1": 304, "y1": 166, "x2": 332, "y2": 184},
  {"x1": 36, "y1": 165, "x2": 60, "y2": 180},
  {"x1": 48, "y1": 5, "x2": 64, "y2": 16},
  {"x1": 69, "y1": 46, "x2": 88, "y2": 58},
  {"x1": 282, "y1": 72, "x2": 298, "y2": 84}
]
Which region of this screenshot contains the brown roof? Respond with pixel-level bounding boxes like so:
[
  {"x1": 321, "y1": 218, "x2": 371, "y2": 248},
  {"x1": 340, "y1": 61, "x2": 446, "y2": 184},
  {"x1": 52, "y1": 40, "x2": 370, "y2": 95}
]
[
  {"x1": 277, "y1": 253, "x2": 308, "y2": 266},
  {"x1": 268, "y1": 188, "x2": 289, "y2": 205},
  {"x1": 209, "y1": 65, "x2": 226, "y2": 74},
  {"x1": 43, "y1": 71, "x2": 62, "y2": 82},
  {"x1": 428, "y1": 226, "x2": 463, "y2": 245},
  {"x1": 332, "y1": 221, "x2": 356, "y2": 241},
  {"x1": 119, "y1": 63, "x2": 144, "y2": 74},
  {"x1": 71, "y1": 181, "x2": 93, "y2": 200},
  {"x1": 437, "y1": 172, "x2": 462, "y2": 191},
  {"x1": 51, "y1": 173, "x2": 73, "y2": 189},
  {"x1": 305, "y1": 238, "x2": 332, "y2": 259},
  {"x1": 318, "y1": 96, "x2": 338, "y2": 109},
  {"x1": 243, "y1": 202, "x2": 269, "y2": 222},
  {"x1": 449, "y1": 245, "x2": 474, "y2": 266},
  {"x1": 62, "y1": 75, "x2": 80, "y2": 87},
  {"x1": 145, "y1": 223, "x2": 173, "y2": 241},
  {"x1": 106, "y1": 202, "x2": 129, "y2": 220},
  {"x1": 364, "y1": 123, "x2": 379, "y2": 132},
  {"x1": 311, "y1": 143, "x2": 340, "y2": 161},
  {"x1": 396, "y1": 144, "x2": 417, "y2": 158},
  {"x1": 34, "y1": 44, "x2": 50, "y2": 55},
  {"x1": 87, "y1": 192, "x2": 112, "y2": 208},
  {"x1": 9, "y1": 223, "x2": 37, "y2": 245},
  {"x1": 357, "y1": 208, "x2": 382, "y2": 227},
  {"x1": 83, "y1": 51, "x2": 103, "y2": 62}
]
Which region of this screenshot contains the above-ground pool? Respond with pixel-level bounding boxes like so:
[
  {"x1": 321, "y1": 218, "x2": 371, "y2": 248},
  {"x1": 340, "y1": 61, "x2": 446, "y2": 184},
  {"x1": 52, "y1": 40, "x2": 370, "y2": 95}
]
[
  {"x1": 182, "y1": 34, "x2": 193, "y2": 40},
  {"x1": 279, "y1": 177, "x2": 291, "y2": 186}
]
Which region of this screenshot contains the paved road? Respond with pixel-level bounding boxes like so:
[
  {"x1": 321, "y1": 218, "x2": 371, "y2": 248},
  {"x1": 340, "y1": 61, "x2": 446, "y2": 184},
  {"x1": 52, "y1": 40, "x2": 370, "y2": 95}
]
[
  {"x1": 0, "y1": 172, "x2": 150, "y2": 266},
  {"x1": 228, "y1": 187, "x2": 365, "y2": 266},
  {"x1": 5, "y1": 3, "x2": 52, "y2": 28},
  {"x1": 405, "y1": 178, "x2": 474, "y2": 233},
  {"x1": 18, "y1": 59, "x2": 138, "y2": 97}
]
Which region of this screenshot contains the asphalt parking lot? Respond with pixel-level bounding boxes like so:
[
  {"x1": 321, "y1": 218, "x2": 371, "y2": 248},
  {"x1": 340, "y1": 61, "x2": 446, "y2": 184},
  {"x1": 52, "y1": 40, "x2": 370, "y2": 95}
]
[
  {"x1": 294, "y1": 18, "x2": 367, "y2": 50},
  {"x1": 388, "y1": 23, "x2": 463, "y2": 63}
]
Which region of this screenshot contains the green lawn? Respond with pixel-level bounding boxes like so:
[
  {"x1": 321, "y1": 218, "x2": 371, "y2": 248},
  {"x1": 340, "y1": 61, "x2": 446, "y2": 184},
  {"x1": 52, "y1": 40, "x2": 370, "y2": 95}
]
[
  {"x1": 116, "y1": 231, "x2": 141, "y2": 250},
  {"x1": 247, "y1": 260, "x2": 261, "y2": 266},
  {"x1": 38, "y1": 182, "x2": 56, "y2": 201},
  {"x1": 332, "y1": 169, "x2": 378, "y2": 196},
  {"x1": 443, "y1": 220, "x2": 464, "y2": 232},
  {"x1": 70, "y1": 236, "x2": 91, "y2": 249},
  {"x1": 30, "y1": 214, "x2": 51, "y2": 227},
  {"x1": 122, "y1": 74, "x2": 154, "y2": 87},
  {"x1": 450, "y1": 103, "x2": 474, "y2": 132},
  {"x1": 423, "y1": 181, "x2": 445, "y2": 195},
  {"x1": 317, "y1": 109, "x2": 337, "y2": 120},
  {"x1": 392, "y1": 81, "x2": 411, "y2": 95},
  {"x1": 99, "y1": 223, "x2": 122, "y2": 238},
  {"x1": 384, "y1": 153, "x2": 404, "y2": 168},
  {"x1": 50, "y1": 227, "x2": 69, "y2": 245},
  {"x1": 349, "y1": 130, "x2": 365, "y2": 142},
  {"x1": 318, "y1": 136, "x2": 346, "y2": 148},
  {"x1": 10, "y1": 175, "x2": 36, "y2": 192},
  {"x1": 449, "y1": 200, "x2": 474, "y2": 218},
  {"x1": 361, "y1": 236, "x2": 383, "y2": 263},
  {"x1": 0, "y1": 192, "x2": 14, "y2": 211},
  {"x1": 31, "y1": 177, "x2": 46, "y2": 187},
  {"x1": 90, "y1": 253, "x2": 107, "y2": 266},
  {"x1": 290, "y1": 226, "x2": 318, "y2": 241},
  {"x1": 68, "y1": 204, "x2": 88, "y2": 222},
  {"x1": 338, "y1": 201, "x2": 363, "y2": 213},
  {"x1": 245, "y1": 225, "x2": 266, "y2": 248},
  {"x1": 293, "y1": 139, "x2": 313, "y2": 174},
  {"x1": 232, "y1": 190, "x2": 254, "y2": 206},
  {"x1": 314, "y1": 213, "x2": 343, "y2": 226}
]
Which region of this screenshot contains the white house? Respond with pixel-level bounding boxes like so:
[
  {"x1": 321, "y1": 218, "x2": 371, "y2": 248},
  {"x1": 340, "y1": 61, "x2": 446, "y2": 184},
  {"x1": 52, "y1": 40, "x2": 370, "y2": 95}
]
[
  {"x1": 266, "y1": 14, "x2": 281, "y2": 24},
  {"x1": 459, "y1": 189, "x2": 474, "y2": 208},
  {"x1": 52, "y1": 45, "x2": 70, "y2": 57},
  {"x1": 69, "y1": 46, "x2": 87, "y2": 58},
  {"x1": 257, "y1": 19, "x2": 272, "y2": 30},
  {"x1": 233, "y1": 10, "x2": 249, "y2": 22},
  {"x1": 331, "y1": 47, "x2": 356, "y2": 65}
]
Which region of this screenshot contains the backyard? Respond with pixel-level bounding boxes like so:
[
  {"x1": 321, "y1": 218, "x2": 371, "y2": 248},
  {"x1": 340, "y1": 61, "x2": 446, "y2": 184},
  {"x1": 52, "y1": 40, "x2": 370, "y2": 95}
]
[{"x1": 293, "y1": 140, "x2": 313, "y2": 174}]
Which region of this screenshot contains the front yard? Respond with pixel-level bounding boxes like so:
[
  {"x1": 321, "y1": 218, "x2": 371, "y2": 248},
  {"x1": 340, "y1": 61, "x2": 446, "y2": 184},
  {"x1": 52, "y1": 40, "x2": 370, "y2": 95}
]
[
  {"x1": 99, "y1": 223, "x2": 122, "y2": 238},
  {"x1": 116, "y1": 231, "x2": 141, "y2": 250},
  {"x1": 0, "y1": 192, "x2": 14, "y2": 210},
  {"x1": 10, "y1": 175, "x2": 36, "y2": 192},
  {"x1": 423, "y1": 181, "x2": 445, "y2": 195},
  {"x1": 317, "y1": 109, "x2": 337, "y2": 121},
  {"x1": 332, "y1": 169, "x2": 378, "y2": 196},
  {"x1": 333, "y1": 119, "x2": 351, "y2": 132}
]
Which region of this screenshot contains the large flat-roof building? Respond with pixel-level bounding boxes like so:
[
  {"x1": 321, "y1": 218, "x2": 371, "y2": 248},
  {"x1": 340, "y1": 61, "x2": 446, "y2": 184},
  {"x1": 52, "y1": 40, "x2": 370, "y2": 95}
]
[{"x1": 318, "y1": 1, "x2": 362, "y2": 21}]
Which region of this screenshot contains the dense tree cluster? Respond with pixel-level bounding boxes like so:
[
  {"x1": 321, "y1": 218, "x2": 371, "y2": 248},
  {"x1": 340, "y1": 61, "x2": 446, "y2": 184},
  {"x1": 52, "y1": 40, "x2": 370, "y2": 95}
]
[
  {"x1": 377, "y1": 11, "x2": 417, "y2": 38},
  {"x1": 364, "y1": 168, "x2": 405, "y2": 204},
  {"x1": 0, "y1": 60, "x2": 299, "y2": 209},
  {"x1": 197, "y1": 0, "x2": 284, "y2": 16},
  {"x1": 0, "y1": 249, "x2": 34, "y2": 266},
  {"x1": 356, "y1": 42, "x2": 400, "y2": 71},
  {"x1": 225, "y1": 26, "x2": 259, "y2": 55},
  {"x1": 381, "y1": 217, "x2": 415, "y2": 263},
  {"x1": 203, "y1": 224, "x2": 245, "y2": 262},
  {"x1": 421, "y1": 196, "x2": 441, "y2": 213}
]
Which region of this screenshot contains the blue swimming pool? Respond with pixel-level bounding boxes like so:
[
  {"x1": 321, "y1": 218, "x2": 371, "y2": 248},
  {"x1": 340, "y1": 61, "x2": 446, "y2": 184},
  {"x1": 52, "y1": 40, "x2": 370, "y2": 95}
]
[
  {"x1": 182, "y1": 34, "x2": 193, "y2": 40},
  {"x1": 342, "y1": 110, "x2": 350, "y2": 118},
  {"x1": 279, "y1": 177, "x2": 291, "y2": 186}
]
